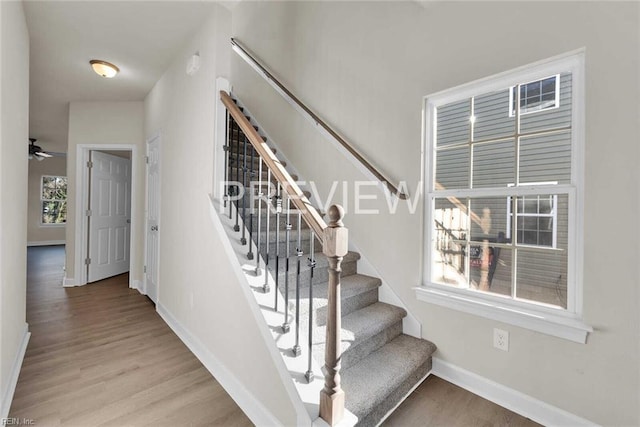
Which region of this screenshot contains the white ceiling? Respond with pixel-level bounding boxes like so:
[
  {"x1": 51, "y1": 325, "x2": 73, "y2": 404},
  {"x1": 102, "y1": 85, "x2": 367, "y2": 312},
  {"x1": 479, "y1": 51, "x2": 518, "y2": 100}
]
[{"x1": 24, "y1": 0, "x2": 221, "y2": 152}]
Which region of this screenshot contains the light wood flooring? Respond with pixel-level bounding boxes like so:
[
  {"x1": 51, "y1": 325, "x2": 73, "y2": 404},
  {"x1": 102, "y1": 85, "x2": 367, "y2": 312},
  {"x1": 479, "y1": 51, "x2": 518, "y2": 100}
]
[
  {"x1": 10, "y1": 245, "x2": 252, "y2": 427},
  {"x1": 383, "y1": 375, "x2": 540, "y2": 427},
  {"x1": 12, "y1": 245, "x2": 539, "y2": 427}
]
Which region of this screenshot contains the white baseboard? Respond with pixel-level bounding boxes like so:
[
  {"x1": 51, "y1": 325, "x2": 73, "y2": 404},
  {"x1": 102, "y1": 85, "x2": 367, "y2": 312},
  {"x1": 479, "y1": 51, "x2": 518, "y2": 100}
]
[
  {"x1": 1, "y1": 325, "x2": 30, "y2": 419},
  {"x1": 27, "y1": 240, "x2": 65, "y2": 247},
  {"x1": 131, "y1": 279, "x2": 143, "y2": 293},
  {"x1": 63, "y1": 275, "x2": 76, "y2": 287},
  {"x1": 156, "y1": 303, "x2": 283, "y2": 427},
  {"x1": 431, "y1": 358, "x2": 597, "y2": 427}
]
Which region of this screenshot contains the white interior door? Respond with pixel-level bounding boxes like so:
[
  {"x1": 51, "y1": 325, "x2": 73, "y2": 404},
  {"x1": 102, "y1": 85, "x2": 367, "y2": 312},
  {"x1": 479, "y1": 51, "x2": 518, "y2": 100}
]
[
  {"x1": 145, "y1": 137, "x2": 160, "y2": 303},
  {"x1": 88, "y1": 151, "x2": 132, "y2": 283}
]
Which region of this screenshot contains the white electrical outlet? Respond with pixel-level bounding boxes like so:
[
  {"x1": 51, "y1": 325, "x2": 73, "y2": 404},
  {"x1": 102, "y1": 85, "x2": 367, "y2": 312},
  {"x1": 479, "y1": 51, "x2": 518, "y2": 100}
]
[{"x1": 493, "y1": 328, "x2": 509, "y2": 351}]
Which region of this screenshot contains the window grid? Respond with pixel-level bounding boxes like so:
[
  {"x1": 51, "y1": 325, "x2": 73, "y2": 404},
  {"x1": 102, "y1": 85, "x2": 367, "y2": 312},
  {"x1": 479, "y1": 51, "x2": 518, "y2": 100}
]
[
  {"x1": 41, "y1": 175, "x2": 67, "y2": 225},
  {"x1": 506, "y1": 194, "x2": 558, "y2": 249},
  {"x1": 430, "y1": 72, "x2": 572, "y2": 307}
]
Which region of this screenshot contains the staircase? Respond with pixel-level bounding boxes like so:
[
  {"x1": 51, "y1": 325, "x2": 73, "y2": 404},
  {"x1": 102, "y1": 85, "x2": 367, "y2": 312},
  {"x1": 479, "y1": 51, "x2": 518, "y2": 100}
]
[{"x1": 222, "y1": 94, "x2": 436, "y2": 426}]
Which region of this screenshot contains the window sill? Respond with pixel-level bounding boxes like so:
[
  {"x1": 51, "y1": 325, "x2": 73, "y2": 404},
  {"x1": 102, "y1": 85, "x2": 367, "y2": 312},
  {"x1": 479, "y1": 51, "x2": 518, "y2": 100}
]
[
  {"x1": 40, "y1": 223, "x2": 66, "y2": 227},
  {"x1": 414, "y1": 286, "x2": 592, "y2": 344}
]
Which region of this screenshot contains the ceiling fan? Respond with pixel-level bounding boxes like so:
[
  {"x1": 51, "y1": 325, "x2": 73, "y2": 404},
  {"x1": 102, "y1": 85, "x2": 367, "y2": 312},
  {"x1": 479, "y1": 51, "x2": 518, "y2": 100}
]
[{"x1": 29, "y1": 138, "x2": 66, "y2": 161}]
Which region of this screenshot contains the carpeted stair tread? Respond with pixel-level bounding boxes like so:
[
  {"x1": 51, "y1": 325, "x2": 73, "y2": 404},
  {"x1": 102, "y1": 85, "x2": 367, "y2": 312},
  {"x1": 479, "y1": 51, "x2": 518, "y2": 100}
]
[
  {"x1": 290, "y1": 274, "x2": 381, "y2": 326},
  {"x1": 289, "y1": 273, "x2": 380, "y2": 300},
  {"x1": 228, "y1": 153, "x2": 286, "y2": 168},
  {"x1": 311, "y1": 302, "x2": 406, "y2": 370},
  {"x1": 276, "y1": 251, "x2": 360, "y2": 275},
  {"x1": 341, "y1": 334, "x2": 436, "y2": 426},
  {"x1": 228, "y1": 166, "x2": 299, "y2": 182},
  {"x1": 338, "y1": 303, "x2": 406, "y2": 345},
  {"x1": 274, "y1": 251, "x2": 361, "y2": 288}
]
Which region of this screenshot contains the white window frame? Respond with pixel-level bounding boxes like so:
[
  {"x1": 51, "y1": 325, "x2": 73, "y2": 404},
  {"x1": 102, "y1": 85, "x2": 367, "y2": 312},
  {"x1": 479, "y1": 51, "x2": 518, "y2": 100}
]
[
  {"x1": 416, "y1": 49, "x2": 591, "y2": 343},
  {"x1": 508, "y1": 74, "x2": 560, "y2": 117},
  {"x1": 41, "y1": 175, "x2": 67, "y2": 226}
]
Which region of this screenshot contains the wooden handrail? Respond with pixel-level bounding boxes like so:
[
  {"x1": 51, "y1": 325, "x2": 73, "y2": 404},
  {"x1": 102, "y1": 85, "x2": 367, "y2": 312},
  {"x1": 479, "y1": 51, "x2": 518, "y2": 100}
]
[
  {"x1": 221, "y1": 90, "x2": 327, "y2": 238},
  {"x1": 231, "y1": 38, "x2": 408, "y2": 200}
]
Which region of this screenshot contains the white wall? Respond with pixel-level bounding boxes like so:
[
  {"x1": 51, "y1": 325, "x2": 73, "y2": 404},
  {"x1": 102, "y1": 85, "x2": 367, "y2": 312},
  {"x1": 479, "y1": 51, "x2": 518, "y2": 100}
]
[
  {"x1": 0, "y1": 0, "x2": 29, "y2": 416},
  {"x1": 231, "y1": 2, "x2": 640, "y2": 425},
  {"x1": 27, "y1": 157, "x2": 66, "y2": 244},
  {"x1": 65, "y1": 101, "x2": 144, "y2": 285},
  {"x1": 144, "y1": 5, "x2": 300, "y2": 425}
]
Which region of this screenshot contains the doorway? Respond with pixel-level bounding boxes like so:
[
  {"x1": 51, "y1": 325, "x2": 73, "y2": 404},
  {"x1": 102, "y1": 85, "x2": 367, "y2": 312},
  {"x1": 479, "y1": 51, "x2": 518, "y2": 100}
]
[
  {"x1": 74, "y1": 144, "x2": 140, "y2": 288},
  {"x1": 87, "y1": 150, "x2": 132, "y2": 283}
]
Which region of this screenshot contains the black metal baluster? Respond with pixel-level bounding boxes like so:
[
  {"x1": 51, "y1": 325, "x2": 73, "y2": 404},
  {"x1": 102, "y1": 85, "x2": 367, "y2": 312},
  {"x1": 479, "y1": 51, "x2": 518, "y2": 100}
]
[
  {"x1": 305, "y1": 230, "x2": 316, "y2": 383},
  {"x1": 274, "y1": 182, "x2": 281, "y2": 311},
  {"x1": 255, "y1": 159, "x2": 263, "y2": 273},
  {"x1": 263, "y1": 167, "x2": 271, "y2": 293},
  {"x1": 223, "y1": 110, "x2": 230, "y2": 211},
  {"x1": 233, "y1": 120, "x2": 240, "y2": 231},
  {"x1": 240, "y1": 135, "x2": 248, "y2": 245},
  {"x1": 247, "y1": 142, "x2": 255, "y2": 258},
  {"x1": 292, "y1": 211, "x2": 303, "y2": 357},
  {"x1": 281, "y1": 194, "x2": 291, "y2": 333}
]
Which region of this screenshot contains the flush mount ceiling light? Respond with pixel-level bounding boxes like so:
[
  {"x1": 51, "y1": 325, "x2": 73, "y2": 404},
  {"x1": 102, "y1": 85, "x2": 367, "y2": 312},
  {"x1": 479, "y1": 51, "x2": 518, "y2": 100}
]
[{"x1": 90, "y1": 59, "x2": 119, "y2": 78}]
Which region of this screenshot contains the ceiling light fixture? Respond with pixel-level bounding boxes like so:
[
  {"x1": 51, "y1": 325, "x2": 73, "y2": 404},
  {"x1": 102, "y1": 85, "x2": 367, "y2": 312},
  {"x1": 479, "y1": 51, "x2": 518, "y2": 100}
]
[{"x1": 90, "y1": 59, "x2": 119, "y2": 78}]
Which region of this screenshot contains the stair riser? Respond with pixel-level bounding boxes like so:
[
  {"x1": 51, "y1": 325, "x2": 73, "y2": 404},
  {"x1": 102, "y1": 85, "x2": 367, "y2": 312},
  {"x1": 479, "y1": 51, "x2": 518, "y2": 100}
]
[
  {"x1": 356, "y1": 359, "x2": 432, "y2": 427},
  {"x1": 227, "y1": 154, "x2": 285, "y2": 170},
  {"x1": 256, "y1": 239, "x2": 322, "y2": 261},
  {"x1": 276, "y1": 257, "x2": 357, "y2": 288},
  {"x1": 340, "y1": 322, "x2": 402, "y2": 371},
  {"x1": 251, "y1": 214, "x2": 310, "y2": 232},
  {"x1": 288, "y1": 287, "x2": 380, "y2": 329},
  {"x1": 228, "y1": 168, "x2": 298, "y2": 184},
  {"x1": 227, "y1": 144, "x2": 274, "y2": 155},
  {"x1": 228, "y1": 193, "x2": 313, "y2": 211},
  {"x1": 225, "y1": 160, "x2": 265, "y2": 175},
  {"x1": 314, "y1": 288, "x2": 379, "y2": 326}
]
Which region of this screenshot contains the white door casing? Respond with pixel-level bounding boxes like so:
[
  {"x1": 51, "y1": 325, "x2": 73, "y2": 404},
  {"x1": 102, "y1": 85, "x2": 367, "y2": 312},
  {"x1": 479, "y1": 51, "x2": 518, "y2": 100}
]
[
  {"x1": 87, "y1": 151, "x2": 132, "y2": 283},
  {"x1": 144, "y1": 135, "x2": 160, "y2": 303}
]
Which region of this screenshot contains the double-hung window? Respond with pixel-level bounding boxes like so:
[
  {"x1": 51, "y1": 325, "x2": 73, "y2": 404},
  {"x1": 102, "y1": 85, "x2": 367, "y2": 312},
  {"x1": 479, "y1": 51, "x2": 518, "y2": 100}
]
[
  {"x1": 418, "y1": 51, "x2": 591, "y2": 343},
  {"x1": 41, "y1": 175, "x2": 67, "y2": 225}
]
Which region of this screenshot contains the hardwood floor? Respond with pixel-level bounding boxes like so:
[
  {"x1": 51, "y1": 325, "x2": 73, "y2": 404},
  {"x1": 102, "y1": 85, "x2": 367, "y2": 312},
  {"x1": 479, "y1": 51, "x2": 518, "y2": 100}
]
[
  {"x1": 12, "y1": 246, "x2": 540, "y2": 427},
  {"x1": 10, "y1": 246, "x2": 252, "y2": 427},
  {"x1": 382, "y1": 375, "x2": 540, "y2": 427}
]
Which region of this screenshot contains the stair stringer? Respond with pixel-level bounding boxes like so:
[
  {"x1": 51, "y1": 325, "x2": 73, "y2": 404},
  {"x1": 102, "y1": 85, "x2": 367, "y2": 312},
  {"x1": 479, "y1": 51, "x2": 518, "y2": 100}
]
[
  {"x1": 347, "y1": 239, "x2": 422, "y2": 339},
  {"x1": 206, "y1": 194, "x2": 314, "y2": 426}
]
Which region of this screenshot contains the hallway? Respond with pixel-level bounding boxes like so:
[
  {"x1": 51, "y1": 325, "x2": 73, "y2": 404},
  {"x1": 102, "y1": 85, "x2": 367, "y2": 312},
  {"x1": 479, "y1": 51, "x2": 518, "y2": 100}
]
[{"x1": 9, "y1": 246, "x2": 252, "y2": 426}]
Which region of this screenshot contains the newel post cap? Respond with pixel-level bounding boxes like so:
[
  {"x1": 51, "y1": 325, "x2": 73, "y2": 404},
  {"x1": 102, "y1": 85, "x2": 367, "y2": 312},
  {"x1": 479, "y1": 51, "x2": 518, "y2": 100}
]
[{"x1": 323, "y1": 204, "x2": 348, "y2": 257}]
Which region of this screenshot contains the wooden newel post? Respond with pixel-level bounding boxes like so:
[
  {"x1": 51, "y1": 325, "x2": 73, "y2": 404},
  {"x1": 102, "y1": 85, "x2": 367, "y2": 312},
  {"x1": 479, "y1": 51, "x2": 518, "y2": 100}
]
[{"x1": 320, "y1": 204, "x2": 348, "y2": 426}]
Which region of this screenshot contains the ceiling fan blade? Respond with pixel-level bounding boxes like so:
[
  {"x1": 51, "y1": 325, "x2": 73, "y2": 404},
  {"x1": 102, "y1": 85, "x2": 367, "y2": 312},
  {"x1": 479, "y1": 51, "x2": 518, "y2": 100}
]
[
  {"x1": 35, "y1": 151, "x2": 53, "y2": 158},
  {"x1": 44, "y1": 151, "x2": 66, "y2": 157}
]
